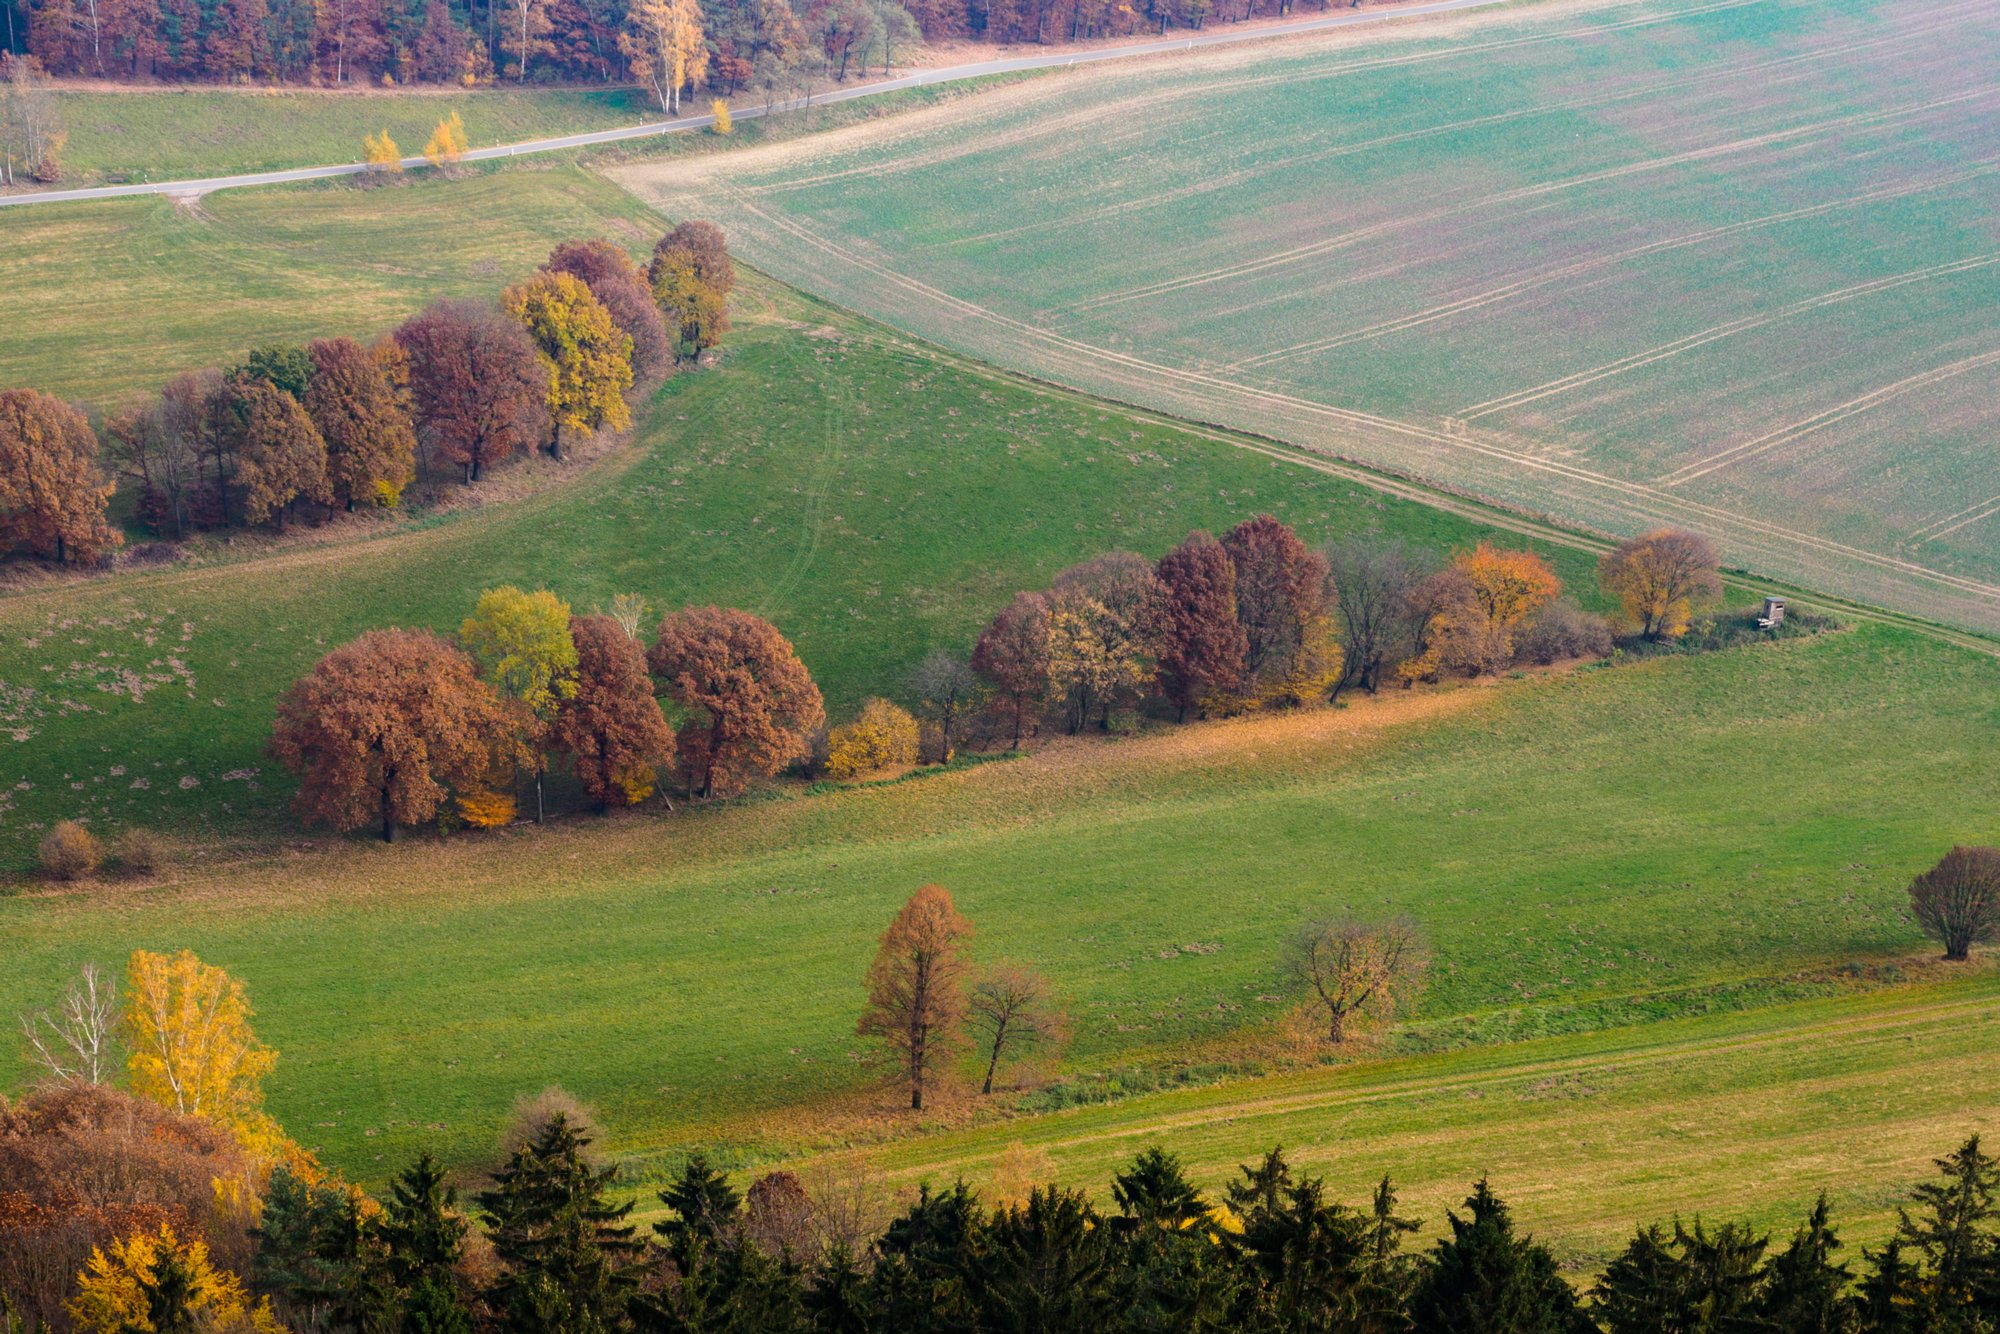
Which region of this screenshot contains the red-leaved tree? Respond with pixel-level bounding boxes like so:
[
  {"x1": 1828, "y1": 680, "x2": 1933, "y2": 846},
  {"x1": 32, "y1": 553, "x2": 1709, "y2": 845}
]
[
  {"x1": 268, "y1": 628, "x2": 515, "y2": 841},
  {"x1": 1223, "y1": 513, "x2": 1330, "y2": 695},
  {"x1": 1155, "y1": 530, "x2": 1247, "y2": 721},
  {"x1": 551, "y1": 613, "x2": 677, "y2": 810},
  {"x1": 545, "y1": 239, "x2": 674, "y2": 381},
  {"x1": 972, "y1": 590, "x2": 1051, "y2": 749},
  {"x1": 393, "y1": 299, "x2": 550, "y2": 483},
  {"x1": 647, "y1": 606, "x2": 824, "y2": 799}
]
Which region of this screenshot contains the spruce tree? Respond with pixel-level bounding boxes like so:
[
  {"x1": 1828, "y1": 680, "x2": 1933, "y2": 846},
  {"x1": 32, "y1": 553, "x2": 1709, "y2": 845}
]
[
  {"x1": 864, "y1": 1183, "x2": 983, "y2": 1333},
  {"x1": 652, "y1": 1153, "x2": 743, "y2": 1269},
  {"x1": 1410, "y1": 1180, "x2": 1593, "y2": 1334},
  {"x1": 974, "y1": 1185, "x2": 1117, "y2": 1330},
  {"x1": 476, "y1": 1114, "x2": 643, "y2": 1334},
  {"x1": 377, "y1": 1152, "x2": 473, "y2": 1334},
  {"x1": 1112, "y1": 1148, "x2": 1209, "y2": 1231},
  {"x1": 1857, "y1": 1240, "x2": 1925, "y2": 1334},
  {"x1": 803, "y1": 1247, "x2": 874, "y2": 1334},
  {"x1": 1892, "y1": 1134, "x2": 1999, "y2": 1321},
  {"x1": 1754, "y1": 1195, "x2": 1857, "y2": 1332}
]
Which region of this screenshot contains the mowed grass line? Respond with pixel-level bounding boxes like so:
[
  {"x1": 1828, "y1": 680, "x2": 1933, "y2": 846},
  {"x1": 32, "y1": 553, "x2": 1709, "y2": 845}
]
[
  {"x1": 777, "y1": 972, "x2": 2000, "y2": 1267},
  {"x1": 610, "y1": 0, "x2": 2000, "y2": 629},
  {"x1": 49, "y1": 86, "x2": 660, "y2": 183},
  {"x1": 0, "y1": 167, "x2": 665, "y2": 402}
]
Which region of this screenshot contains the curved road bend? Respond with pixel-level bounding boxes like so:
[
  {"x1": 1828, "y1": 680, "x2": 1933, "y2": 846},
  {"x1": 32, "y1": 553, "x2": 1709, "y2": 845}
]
[{"x1": 1, "y1": 0, "x2": 1513, "y2": 209}]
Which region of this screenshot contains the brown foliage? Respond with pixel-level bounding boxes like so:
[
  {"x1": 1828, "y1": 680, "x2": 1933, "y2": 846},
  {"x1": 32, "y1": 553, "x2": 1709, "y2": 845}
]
[
  {"x1": 648, "y1": 221, "x2": 735, "y2": 358},
  {"x1": 233, "y1": 380, "x2": 331, "y2": 529},
  {"x1": 36, "y1": 820, "x2": 102, "y2": 881},
  {"x1": 1397, "y1": 565, "x2": 1499, "y2": 683},
  {"x1": 1154, "y1": 530, "x2": 1248, "y2": 721},
  {"x1": 1599, "y1": 528, "x2": 1723, "y2": 640},
  {"x1": 268, "y1": 628, "x2": 514, "y2": 842},
  {"x1": 393, "y1": 299, "x2": 550, "y2": 483},
  {"x1": 0, "y1": 388, "x2": 120, "y2": 566},
  {"x1": 971, "y1": 590, "x2": 1051, "y2": 749},
  {"x1": 550, "y1": 614, "x2": 676, "y2": 809},
  {"x1": 1908, "y1": 845, "x2": 2000, "y2": 962},
  {"x1": 1515, "y1": 599, "x2": 1614, "y2": 666},
  {"x1": 304, "y1": 336, "x2": 418, "y2": 510},
  {"x1": 856, "y1": 884, "x2": 973, "y2": 1111},
  {"x1": 1287, "y1": 917, "x2": 1426, "y2": 1044},
  {"x1": 647, "y1": 606, "x2": 824, "y2": 799},
  {"x1": 545, "y1": 239, "x2": 674, "y2": 380},
  {"x1": 0, "y1": 1083, "x2": 256, "y2": 1329},
  {"x1": 1223, "y1": 515, "x2": 1332, "y2": 702},
  {"x1": 742, "y1": 1171, "x2": 815, "y2": 1260},
  {"x1": 1046, "y1": 551, "x2": 1166, "y2": 732}
]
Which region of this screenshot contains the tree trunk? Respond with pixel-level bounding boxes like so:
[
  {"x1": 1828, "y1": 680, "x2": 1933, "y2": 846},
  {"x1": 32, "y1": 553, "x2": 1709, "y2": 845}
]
[
  {"x1": 1327, "y1": 1009, "x2": 1344, "y2": 1043},
  {"x1": 380, "y1": 784, "x2": 396, "y2": 842},
  {"x1": 550, "y1": 421, "x2": 564, "y2": 461}
]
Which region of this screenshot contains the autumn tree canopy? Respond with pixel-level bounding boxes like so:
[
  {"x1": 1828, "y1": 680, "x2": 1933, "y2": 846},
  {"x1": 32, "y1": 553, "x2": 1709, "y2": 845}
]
[
  {"x1": 1286, "y1": 918, "x2": 1426, "y2": 1044},
  {"x1": 461, "y1": 585, "x2": 579, "y2": 821},
  {"x1": 0, "y1": 387, "x2": 119, "y2": 565},
  {"x1": 122, "y1": 949, "x2": 278, "y2": 1145},
  {"x1": 1908, "y1": 845, "x2": 2000, "y2": 962},
  {"x1": 1154, "y1": 530, "x2": 1247, "y2": 721},
  {"x1": 1599, "y1": 528, "x2": 1723, "y2": 640},
  {"x1": 649, "y1": 221, "x2": 734, "y2": 359},
  {"x1": 857, "y1": 884, "x2": 974, "y2": 1111},
  {"x1": 304, "y1": 335, "x2": 418, "y2": 510},
  {"x1": 621, "y1": 0, "x2": 707, "y2": 111},
  {"x1": 269, "y1": 628, "x2": 514, "y2": 842},
  {"x1": 1223, "y1": 514, "x2": 1336, "y2": 705},
  {"x1": 647, "y1": 606, "x2": 824, "y2": 798},
  {"x1": 1046, "y1": 552, "x2": 1165, "y2": 733},
  {"x1": 394, "y1": 298, "x2": 551, "y2": 482},
  {"x1": 544, "y1": 239, "x2": 674, "y2": 380},
  {"x1": 550, "y1": 613, "x2": 676, "y2": 810},
  {"x1": 972, "y1": 590, "x2": 1051, "y2": 749},
  {"x1": 502, "y1": 270, "x2": 634, "y2": 461},
  {"x1": 233, "y1": 379, "x2": 331, "y2": 529}
]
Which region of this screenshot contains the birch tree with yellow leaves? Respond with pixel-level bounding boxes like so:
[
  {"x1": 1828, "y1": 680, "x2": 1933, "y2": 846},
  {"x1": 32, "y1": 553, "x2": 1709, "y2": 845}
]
[
  {"x1": 122, "y1": 949, "x2": 277, "y2": 1137},
  {"x1": 621, "y1": 0, "x2": 707, "y2": 113}
]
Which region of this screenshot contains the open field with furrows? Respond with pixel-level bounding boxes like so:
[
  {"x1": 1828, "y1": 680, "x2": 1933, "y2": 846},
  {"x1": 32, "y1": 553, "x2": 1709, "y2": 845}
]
[
  {"x1": 43, "y1": 85, "x2": 658, "y2": 184},
  {"x1": 0, "y1": 166, "x2": 1611, "y2": 867},
  {"x1": 0, "y1": 167, "x2": 665, "y2": 402},
  {"x1": 613, "y1": 0, "x2": 2000, "y2": 632}
]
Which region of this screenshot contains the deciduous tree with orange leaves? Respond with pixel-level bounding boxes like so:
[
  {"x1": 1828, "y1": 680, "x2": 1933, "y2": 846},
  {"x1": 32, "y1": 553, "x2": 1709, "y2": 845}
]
[
  {"x1": 857, "y1": 884, "x2": 973, "y2": 1111},
  {"x1": 551, "y1": 613, "x2": 676, "y2": 810},
  {"x1": 0, "y1": 387, "x2": 119, "y2": 565},
  {"x1": 393, "y1": 298, "x2": 550, "y2": 483},
  {"x1": 268, "y1": 628, "x2": 515, "y2": 841},
  {"x1": 647, "y1": 606, "x2": 824, "y2": 798},
  {"x1": 1454, "y1": 541, "x2": 1561, "y2": 667},
  {"x1": 1598, "y1": 528, "x2": 1722, "y2": 641},
  {"x1": 234, "y1": 382, "x2": 331, "y2": 530},
  {"x1": 304, "y1": 336, "x2": 417, "y2": 510}
]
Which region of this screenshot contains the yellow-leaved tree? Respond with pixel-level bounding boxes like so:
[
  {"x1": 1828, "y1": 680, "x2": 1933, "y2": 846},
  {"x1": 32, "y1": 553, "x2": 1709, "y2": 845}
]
[
  {"x1": 708, "y1": 98, "x2": 731, "y2": 134},
  {"x1": 460, "y1": 584, "x2": 579, "y2": 822},
  {"x1": 827, "y1": 698, "x2": 919, "y2": 779},
  {"x1": 362, "y1": 128, "x2": 402, "y2": 173},
  {"x1": 620, "y1": 0, "x2": 706, "y2": 113},
  {"x1": 123, "y1": 949, "x2": 278, "y2": 1139},
  {"x1": 68, "y1": 1223, "x2": 280, "y2": 1334},
  {"x1": 500, "y1": 270, "x2": 633, "y2": 461},
  {"x1": 423, "y1": 111, "x2": 468, "y2": 170}
]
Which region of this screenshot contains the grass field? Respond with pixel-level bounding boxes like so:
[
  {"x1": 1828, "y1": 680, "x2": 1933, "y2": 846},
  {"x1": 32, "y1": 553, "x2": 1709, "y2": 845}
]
[
  {"x1": 46, "y1": 85, "x2": 658, "y2": 184},
  {"x1": 613, "y1": 0, "x2": 2000, "y2": 633}
]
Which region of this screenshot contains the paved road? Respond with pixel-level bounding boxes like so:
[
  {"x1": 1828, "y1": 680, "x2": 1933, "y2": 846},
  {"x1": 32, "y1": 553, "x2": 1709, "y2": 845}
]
[{"x1": 0, "y1": 0, "x2": 1513, "y2": 209}]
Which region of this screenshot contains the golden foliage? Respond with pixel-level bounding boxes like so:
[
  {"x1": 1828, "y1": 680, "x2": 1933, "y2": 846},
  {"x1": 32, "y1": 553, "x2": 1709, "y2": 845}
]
[
  {"x1": 422, "y1": 111, "x2": 468, "y2": 169},
  {"x1": 708, "y1": 98, "x2": 732, "y2": 134},
  {"x1": 500, "y1": 271, "x2": 634, "y2": 449},
  {"x1": 122, "y1": 950, "x2": 277, "y2": 1141},
  {"x1": 455, "y1": 789, "x2": 519, "y2": 829},
  {"x1": 1598, "y1": 528, "x2": 1722, "y2": 640},
  {"x1": 362, "y1": 128, "x2": 402, "y2": 172},
  {"x1": 610, "y1": 763, "x2": 657, "y2": 805},
  {"x1": 1459, "y1": 541, "x2": 1561, "y2": 632},
  {"x1": 67, "y1": 1223, "x2": 275, "y2": 1334},
  {"x1": 37, "y1": 819, "x2": 102, "y2": 880},
  {"x1": 827, "y1": 698, "x2": 920, "y2": 780},
  {"x1": 988, "y1": 1142, "x2": 1055, "y2": 1211},
  {"x1": 620, "y1": 0, "x2": 707, "y2": 113},
  {"x1": 459, "y1": 585, "x2": 580, "y2": 718}
]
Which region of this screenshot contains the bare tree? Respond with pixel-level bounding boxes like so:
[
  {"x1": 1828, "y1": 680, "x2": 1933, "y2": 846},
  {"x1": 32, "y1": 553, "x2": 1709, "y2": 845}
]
[
  {"x1": 907, "y1": 650, "x2": 981, "y2": 764},
  {"x1": 0, "y1": 54, "x2": 63, "y2": 185},
  {"x1": 1287, "y1": 918, "x2": 1426, "y2": 1043},
  {"x1": 968, "y1": 965, "x2": 1066, "y2": 1095},
  {"x1": 801, "y1": 1154, "x2": 891, "y2": 1260},
  {"x1": 602, "y1": 592, "x2": 650, "y2": 641},
  {"x1": 1326, "y1": 539, "x2": 1426, "y2": 697},
  {"x1": 19, "y1": 962, "x2": 117, "y2": 1086},
  {"x1": 1909, "y1": 846, "x2": 2000, "y2": 962}
]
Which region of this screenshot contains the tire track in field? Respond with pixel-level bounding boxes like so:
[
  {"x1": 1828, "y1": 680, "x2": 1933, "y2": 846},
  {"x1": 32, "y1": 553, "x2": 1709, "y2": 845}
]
[
  {"x1": 1913, "y1": 497, "x2": 2000, "y2": 546},
  {"x1": 1453, "y1": 254, "x2": 2000, "y2": 421},
  {"x1": 1908, "y1": 489, "x2": 2000, "y2": 544},
  {"x1": 1061, "y1": 84, "x2": 2000, "y2": 314},
  {"x1": 714, "y1": 185, "x2": 2000, "y2": 613},
  {"x1": 949, "y1": 0, "x2": 1991, "y2": 255},
  {"x1": 1231, "y1": 160, "x2": 2000, "y2": 369},
  {"x1": 1659, "y1": 346, "x2": 2000, "y2": 486}
]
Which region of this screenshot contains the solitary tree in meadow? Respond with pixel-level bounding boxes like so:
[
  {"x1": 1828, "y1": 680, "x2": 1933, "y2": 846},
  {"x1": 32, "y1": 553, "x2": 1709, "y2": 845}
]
[
  {"x1": 269, "y1": 628, "x2": 515, "y2": 842},
  {"x1": 1907, "y1": 845, "x2": 2000, "y2": 962},
  {"x1": 648, "y1": 606, "x2": 824, "y2": 798},
  {"x1": 649, "y1": 221, "x2": 735, "y2": 359},
  {"x1": 551, "y1": 613, "x2": 677, "y2": 810},
  {"x1": 1287, "y1": 917, "x2": 1425, "y2": 1044},
  {"x1": 858, "y1": 884, "x2": 973, "y2": 1111},
  {"x1": 968, "y1": 964, "x2": 1064, "y2": 1095},
  {"x1": 1599, "y1": 528, "x2": 1722, "y2": 641}
]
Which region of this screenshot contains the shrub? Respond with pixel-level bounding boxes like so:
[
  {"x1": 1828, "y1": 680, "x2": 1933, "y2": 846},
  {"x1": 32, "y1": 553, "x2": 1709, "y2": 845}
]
[
  {"x1": 37, "y1": 821, "x2": 102, "y2": 881},
  {"x1": 111, "y1": 827, "x2": 169, "y2": 877},
  {"x1": 454, "y1": 790, "x2": 518, "y2": 830},
  {"x1": 826, "y1": 699, "x2": 920, "y2": 780},
  {"x1": 1516, "y1": 600, "x2": 1615, "y2": 666},
  {"x1": 498, "y1": 1086, "x2": 603, "y2": 1166}
]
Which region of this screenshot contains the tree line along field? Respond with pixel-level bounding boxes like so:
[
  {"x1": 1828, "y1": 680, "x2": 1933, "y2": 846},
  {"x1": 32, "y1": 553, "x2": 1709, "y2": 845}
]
[{"x1": 612, "y1": 0, "x2": 2000, "y2": 634}]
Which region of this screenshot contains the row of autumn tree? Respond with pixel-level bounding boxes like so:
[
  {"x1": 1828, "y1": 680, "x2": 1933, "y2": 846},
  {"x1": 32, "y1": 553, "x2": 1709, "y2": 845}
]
[
  {"x1": 257, "y1": 518, "x2": 1728, "y2": 843},
  {"x1": 10, "y1": 0, "x2": 1328, "y2": 102},
  {"x1": 0, "y1": 221, "x2": 733, "y2": 565}
]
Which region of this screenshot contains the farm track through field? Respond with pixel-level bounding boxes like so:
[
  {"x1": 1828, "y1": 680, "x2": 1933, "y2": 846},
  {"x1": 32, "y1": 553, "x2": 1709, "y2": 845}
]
[{"x1": 703, "y1": 186, "x2": 2000, "y2": 624}]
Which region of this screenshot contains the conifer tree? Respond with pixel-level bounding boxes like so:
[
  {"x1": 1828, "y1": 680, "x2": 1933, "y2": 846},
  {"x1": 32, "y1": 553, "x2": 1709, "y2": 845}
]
[
  {"x1": 1753, "y1": 1195, "x2": 1857, "y2": 1332},
  {"x1": 1892, "y1": 1134, "x2": 1999, "y2": 1320},
  {"x1": 652, "y1": 1153, "x2": 742, "y2": 1268},
  {"x1": 1410, "y1": 1180, "x2": 1591, "y2": 1333},
  {"x1": 476, "y1": 1114, "x2": 643, "y2": 1334}
]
